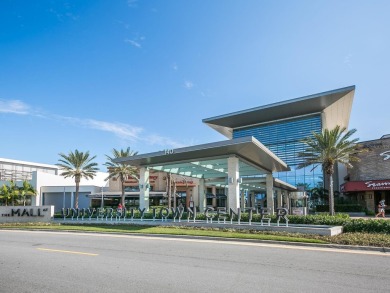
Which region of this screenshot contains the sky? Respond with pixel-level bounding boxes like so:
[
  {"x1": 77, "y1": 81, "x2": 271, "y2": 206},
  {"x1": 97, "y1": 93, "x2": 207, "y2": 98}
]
[{"x1": 1, "y1": 0, "x2": 389, "y2": 170}]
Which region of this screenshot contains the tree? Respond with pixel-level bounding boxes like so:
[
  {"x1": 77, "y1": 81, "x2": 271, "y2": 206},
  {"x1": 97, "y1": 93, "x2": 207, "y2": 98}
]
[
  {"x1": 0, "y1": 181, "x2": 19, "y2": 206},
  {"x1": 56, "y1": 150, "x2": 98, "y2": 209},
  {"x1": 0, "y1": 184, "x2": 12, "y2": 206},
  {"x1": 297, "y1": 126, "x2": 363, "y2": 216},
  {"x1": 104, "y1": 147, "x2": 138, "y2": 206},
  {"x1": 19, "y1": 180, "x2": 37, "y2": 206}
]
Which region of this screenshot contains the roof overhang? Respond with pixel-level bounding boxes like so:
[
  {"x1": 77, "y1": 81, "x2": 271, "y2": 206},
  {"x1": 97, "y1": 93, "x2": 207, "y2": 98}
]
[
  {"x1": 203, "y1": 86, "x2": 355, "y2": 138},
  {"x1": 114, "y1": 136, "x2": 290, "y2": 178}
]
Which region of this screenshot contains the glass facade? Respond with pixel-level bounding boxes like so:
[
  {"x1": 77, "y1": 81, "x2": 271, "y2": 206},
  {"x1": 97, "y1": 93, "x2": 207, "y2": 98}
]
[{"x1": 233, "y1": 115, "x2": 323, "y2": 188}]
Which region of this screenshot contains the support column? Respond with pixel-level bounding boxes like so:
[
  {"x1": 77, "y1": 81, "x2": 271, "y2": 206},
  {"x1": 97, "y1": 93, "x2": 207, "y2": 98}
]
[
  {"x1": 227, "y1": 156, "x2": 240, "y2": 212},
  {"x1": 266, "y1": 173, "x2": 274, "y2": 215},
  {"x1": 139, "y1": 167, "x2": 150, "y2": 211},
  {"x1": 198, "y1": 178, "x2": 206, "y2": 212},
  {"x1": 71, "y1": 192, "x2": 74, "y2": 209},
  {"x1": 240, "y1": 189, "x2": 246, "y2": 209},
  {"x1": 276, "y1": 188, "x2": 282, "y2": 209},
  {"x1": 250, "y1": 192, "x2": 255, "y2": 207},
  {"x1": 211, "y1": 186, "x2": 217, "y2": 207}
]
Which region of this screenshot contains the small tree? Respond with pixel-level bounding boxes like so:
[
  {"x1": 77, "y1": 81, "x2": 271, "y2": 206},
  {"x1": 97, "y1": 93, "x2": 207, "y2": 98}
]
[
  {"x1": 298, "y1": 126, "x2": 363, "y2": 215},
  {"x1": 0, "y1": 184, "x2": 12, "y2": 206},
  {"x1": 19, "y1": 180, "x2": 37, "y2": 206},
  {"x1": 104, "y1": 147, "x2": 138, "y2": 206},
  {"x1": 56, "y1": 150, "x2": 98, "y2": 209}
]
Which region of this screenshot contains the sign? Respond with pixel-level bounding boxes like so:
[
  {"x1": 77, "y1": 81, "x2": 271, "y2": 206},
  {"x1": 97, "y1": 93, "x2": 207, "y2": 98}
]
[
  {"x1": 0, "y1": 206, "x2": 54, "y2": 223},
  {"x1": 341, "y1": 179, "x2": 390, "y2": 192}
]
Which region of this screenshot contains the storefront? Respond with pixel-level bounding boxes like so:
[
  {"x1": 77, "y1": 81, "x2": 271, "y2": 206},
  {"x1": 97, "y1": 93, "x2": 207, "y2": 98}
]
[{"x1": 341, "y1": 134, "x2": 390, "y2": 213}]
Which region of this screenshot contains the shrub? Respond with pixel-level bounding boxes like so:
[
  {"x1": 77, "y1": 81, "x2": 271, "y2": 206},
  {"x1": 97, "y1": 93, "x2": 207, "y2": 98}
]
[{"x1": 316, "y1": 204, "x2": 364, "y2": 213}]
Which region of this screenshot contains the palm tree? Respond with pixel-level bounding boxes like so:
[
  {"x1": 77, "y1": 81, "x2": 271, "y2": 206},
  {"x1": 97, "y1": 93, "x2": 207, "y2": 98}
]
[
  {"x1": 19, "y1": 180, "x2": 37, "y2": 206},
  {"x1": 104, "y1": 147, "x2": 138, "y2": 206},
  {"x1": 297, "y1": 126, "x2": 363, "y2": 216},
  {"x1": 0, "y1": 184, "x2": 12, "y2": 206},
  {"x1": 56, "y1": 150, "x2": 98, "y2": 209}
]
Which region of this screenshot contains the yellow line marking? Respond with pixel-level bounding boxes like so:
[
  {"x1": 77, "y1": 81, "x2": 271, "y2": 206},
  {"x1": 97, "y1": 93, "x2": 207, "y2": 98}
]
[{"x1": 37, "y1": 248, "x2": 98, "y2": 256}]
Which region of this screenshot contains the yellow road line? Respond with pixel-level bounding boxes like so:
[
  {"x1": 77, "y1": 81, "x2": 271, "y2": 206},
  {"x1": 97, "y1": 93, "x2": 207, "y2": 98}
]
[{"x1": 37, "y1": 248, "x2": 98, "y2": 256}]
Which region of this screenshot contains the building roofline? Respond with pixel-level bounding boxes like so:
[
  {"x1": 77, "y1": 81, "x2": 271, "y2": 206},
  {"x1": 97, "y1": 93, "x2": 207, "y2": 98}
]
[
  {"x1": 202, "y1": 85, "x2": 355, "y2": 138},
  {"x1": 0, "y1": 157, "x2": 58, "y2": 170}
]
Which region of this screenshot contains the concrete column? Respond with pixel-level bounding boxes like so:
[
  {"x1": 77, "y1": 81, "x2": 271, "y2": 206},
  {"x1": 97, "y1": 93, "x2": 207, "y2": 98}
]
[
  {"x1": 276, "y1": 188, "x2": 282, "y2": 209},
  {"x1": 211, "y1": 186, "x2": 217, "y2": 207},
  {"x1": 71, "y1": 192, "x2": 74, "y2": 209},
  {"x1": 250, "y1": 192, "x2": 255, "y2": 207},
  {"x1": 266, "y1": 173, "x2": 274, "y2": 215},
  {"x1": 240, "y1": 189, "x2": 246, "y2": 209},
  {"x1": 227, "y1": 156, "x2": 240, "y2": 212},
  {"x1": 139, "y1": 167, "x2": 150, "y2": 211},
  {"x1": 198, "y1": 178, "x2": 206, "y2": 212}
]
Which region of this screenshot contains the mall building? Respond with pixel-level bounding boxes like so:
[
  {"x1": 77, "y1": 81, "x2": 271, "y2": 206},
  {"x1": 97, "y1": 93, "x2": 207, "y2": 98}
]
[
  {"x1": 116, "y1": 86, "x2": 356, "y2": 214},
  {"x1": 341, "y1": 134, "x2": 390, "y2": 213},
  {"x1": 1, "y1": 86, "x2": 360, "y2": 214}
]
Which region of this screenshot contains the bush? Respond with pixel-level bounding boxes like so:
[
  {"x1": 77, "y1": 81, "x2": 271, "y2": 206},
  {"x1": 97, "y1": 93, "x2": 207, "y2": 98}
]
[{"x1": 316, "y1": 204, "x2": 364, "y2": 213}]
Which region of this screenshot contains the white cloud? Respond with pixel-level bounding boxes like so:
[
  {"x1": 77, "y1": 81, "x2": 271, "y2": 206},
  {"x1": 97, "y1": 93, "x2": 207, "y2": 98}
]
[
  {"x1": 172, "y1": 63, "x2": 178, "y2": 71},
  {"x1": 124, "y1": 39, "x2": 142, "y2": 48},
  {"x1": 1, "y1": 98, "x2": 186, "y2": 149},
  {"x1": 85, "y1": 119, "x2": 143, "y2": 141},
  {"x1": 344, "y1": 54, "x2": 352, "y2": 65},
  {"x1": 144, "y1": 134, "x2": 186, "y2": 148},
  {"x1": 127, "y1": 0, "x2": 138, "y2": 8},
  {"x1": 184, "y1": 81, "x2": 194, "y2": 89},
  {"x1": 0, "y1": 99, "x2": 30, "y2": 115}
]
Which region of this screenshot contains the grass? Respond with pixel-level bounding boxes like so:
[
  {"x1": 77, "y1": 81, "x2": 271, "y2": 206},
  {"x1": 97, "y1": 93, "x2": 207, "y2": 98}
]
[
  {"x1": 1, "y1": 222, "x2": 390, "y2": 248},
  {"x1": 0, "y1": 222, "x2": 326, "y2": 244}
]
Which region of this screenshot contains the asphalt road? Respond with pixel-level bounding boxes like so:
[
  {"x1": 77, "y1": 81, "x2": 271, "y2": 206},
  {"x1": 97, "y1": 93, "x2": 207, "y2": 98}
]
[{"x1": 0, "y1": 230, "x2": 389, "y2": 293}]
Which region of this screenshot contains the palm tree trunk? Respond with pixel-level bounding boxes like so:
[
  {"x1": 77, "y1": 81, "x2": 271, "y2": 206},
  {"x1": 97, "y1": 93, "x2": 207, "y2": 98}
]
[
  {"x1": 121, "y1": 182, "x2": 125, "y2": 206},
  {"x1": 75, "y1": 180, "x2": 80, "y2": 209},
  {"x1": 328, "y1": 174, "x2": 335, "y2": 216}
]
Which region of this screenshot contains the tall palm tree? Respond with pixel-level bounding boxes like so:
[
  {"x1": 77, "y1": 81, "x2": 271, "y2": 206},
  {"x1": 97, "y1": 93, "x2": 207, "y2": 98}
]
[
  {"x1": 297, "y1": 126, "x2": 363, "y2": 215},
  {"x1": 56, "y1": 150, "x2": 98, "y2": 209},
  {"x1": 104, "y1": 147, "x2": 138, "y2": 206}
]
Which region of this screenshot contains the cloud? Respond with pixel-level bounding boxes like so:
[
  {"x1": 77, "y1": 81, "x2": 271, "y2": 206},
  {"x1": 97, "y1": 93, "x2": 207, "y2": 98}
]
[
  {"x1": 85, "y1": 119, "x2": 143, "y2": 141},
  {"x1": 124, "y1": 39, "x2": 142, "y2": 48},
  {"x1": 1, "y1": 98, "x2": 186, "y2": 149},
  {"x1": 143, "y1": 134, "x2": 186, "y2": 148},
  {"x1": 172, "y1": 63, "x2": 178, "y2": 71},
  {"x1": 0, "y1": 99, "x2": 30, "y2": 115},
  {"x1": 184, "y1": 81, "x2": 194, "y2": 89},
  {"x1": 127, "y1": 0, "x2": 138, "y2": 8},
  {"x1": 344, "y1": 54, "x2": 352, "y2": 65}
]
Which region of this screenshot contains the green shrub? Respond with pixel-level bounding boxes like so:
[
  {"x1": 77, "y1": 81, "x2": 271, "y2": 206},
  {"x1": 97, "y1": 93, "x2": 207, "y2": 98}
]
[{"x1": 316, "y1": 204, "x2": 364, "y2": 213}]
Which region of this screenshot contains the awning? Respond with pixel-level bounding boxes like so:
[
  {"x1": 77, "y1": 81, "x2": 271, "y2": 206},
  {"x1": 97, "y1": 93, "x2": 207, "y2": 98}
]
[{"x1": 341, "y1": 179, "x2": 390, "y2": 192}]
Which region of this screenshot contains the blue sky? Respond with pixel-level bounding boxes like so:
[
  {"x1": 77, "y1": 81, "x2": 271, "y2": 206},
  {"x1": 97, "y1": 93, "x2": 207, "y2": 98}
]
[{"x1": 1, "y1": 0, "x2": 389, "y2": 169}]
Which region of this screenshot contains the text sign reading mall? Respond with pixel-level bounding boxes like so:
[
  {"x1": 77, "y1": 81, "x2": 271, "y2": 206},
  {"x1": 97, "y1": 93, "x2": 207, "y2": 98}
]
[
  {"x1": 0, "y1": 206, "x2": 54, "y2": 223},
  {"x1": 61, "y1": 206, "x2": 290, "y2": 226}
]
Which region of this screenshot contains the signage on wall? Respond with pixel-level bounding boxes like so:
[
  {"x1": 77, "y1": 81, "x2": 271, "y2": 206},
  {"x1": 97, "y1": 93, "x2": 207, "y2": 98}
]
[
  {"x1": 341, "y1": 179, "x2": 390, "y2": 192},
  {"x1": 0, "y1": 206, "x2": 54, "y2": 223}
]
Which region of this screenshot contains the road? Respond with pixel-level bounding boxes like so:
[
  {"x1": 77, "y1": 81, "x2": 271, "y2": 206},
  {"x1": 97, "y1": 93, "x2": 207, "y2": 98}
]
[{"x1": 0, "y1": 230, "x2": 389, "y2": 293}]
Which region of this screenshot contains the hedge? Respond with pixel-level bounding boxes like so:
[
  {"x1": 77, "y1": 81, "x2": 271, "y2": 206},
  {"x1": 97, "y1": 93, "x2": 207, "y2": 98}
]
[{"x1": 315, "y1": 204, "x2": 364, "y2": 213}]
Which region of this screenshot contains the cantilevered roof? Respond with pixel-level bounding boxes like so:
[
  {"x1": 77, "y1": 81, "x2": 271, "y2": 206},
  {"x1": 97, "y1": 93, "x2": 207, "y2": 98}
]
[
  {"x1": 203, "y1": 85, "x2": 355, "y2": 138},
  {"x1": 115, "y1": 136, "x2": 289, "y2": 174}
]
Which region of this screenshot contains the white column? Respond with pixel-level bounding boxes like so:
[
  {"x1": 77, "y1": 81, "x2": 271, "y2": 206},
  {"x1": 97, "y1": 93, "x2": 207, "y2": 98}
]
[
  {"x1": 227, "y1": 156, "x2": 240, "y2": 212},
  {"x1": 139, "y1": 167, "x2": 150, "y2": 211},
  {"x1": 266, "y1": 173, "x2": 274, "y2": 215},
  {"x1": 198, "y1": 178, "x2": 206, "y2": 212}
]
